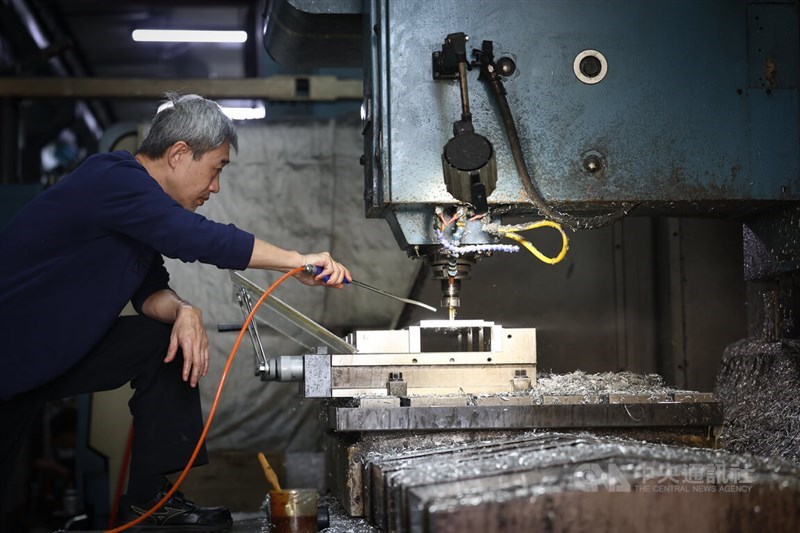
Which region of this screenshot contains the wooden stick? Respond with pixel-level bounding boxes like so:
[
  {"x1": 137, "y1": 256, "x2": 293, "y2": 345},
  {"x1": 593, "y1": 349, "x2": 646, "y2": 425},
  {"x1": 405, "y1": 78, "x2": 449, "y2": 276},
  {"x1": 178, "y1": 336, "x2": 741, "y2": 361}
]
[{"x1": 257, "y1": 452, "x2": 282, "y2": 492}]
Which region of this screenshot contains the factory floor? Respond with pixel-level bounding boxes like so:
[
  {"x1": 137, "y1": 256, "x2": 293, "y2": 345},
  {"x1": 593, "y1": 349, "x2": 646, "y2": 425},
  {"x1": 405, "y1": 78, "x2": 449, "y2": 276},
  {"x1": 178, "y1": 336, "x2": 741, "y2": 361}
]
[
  {"x1": 60, "y1": 507, "x2": 374, "y2": 532},
  {"x1": 171, "y1": 450, "x2": 274, "y2": 512},
  {"x1": 230, "y1": 505, "x2": 377, "y2": 532},
  {"x1": 48, "y1": 450, "x2": 375, "y2": 532},
  {"x1": 170, "y1": 451, "x2": 376, "y2": 532},
  {"x1": 122, "y1": 450, "x2": 375, "y2": 533},
  {"x1": 229, "y1": 512, "x2": 275, "y2": 532}
]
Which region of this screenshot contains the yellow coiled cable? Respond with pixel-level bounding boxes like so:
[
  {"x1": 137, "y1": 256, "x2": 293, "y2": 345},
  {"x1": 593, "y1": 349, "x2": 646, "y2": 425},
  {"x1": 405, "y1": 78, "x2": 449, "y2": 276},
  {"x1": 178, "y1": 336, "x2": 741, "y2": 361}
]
[{"x1": 497, "y1": 220, "x2": 569, "y2": 265}]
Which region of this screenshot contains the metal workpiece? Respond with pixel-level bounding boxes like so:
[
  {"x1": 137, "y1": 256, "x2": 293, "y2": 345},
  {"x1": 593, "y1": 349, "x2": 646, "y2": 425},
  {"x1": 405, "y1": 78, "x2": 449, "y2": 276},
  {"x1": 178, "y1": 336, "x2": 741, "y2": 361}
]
[
  {"x1": 511, "y1": 369, "x2": 532, "y2": 391},
  {"x1": 327, "y1": 431, "x2": 800, "y2": 531},
  {"x1": 330, "y1": 321, "x2": 536, "y2": 397},
  {"x1": 386, "y1": 372, "x2": 407, "y2": 397},
  {"x1": 410, "y1": 439, "x2": 800, "y2": 533},
  {"x1": 424, "y1": 485, "x2": 799, "y2": 533},
  {"x1": 342, "y1": 319, "x2": 528, "y2": 356},
  {"x1": 303, "y1": 351, "x2": 332, "y2": 398},
  {"x1": 325, "y1": 369, "x2": 724, "y2": 431},
  {"x1": 324, "y1": 430, "x2": 524, "y2": 518},
  {"x1": 327, "y1": 401, "x2": 723, "y2": 432},
  {"x1": 240, "y1": 317, "x2": 535, "y2": 396}
]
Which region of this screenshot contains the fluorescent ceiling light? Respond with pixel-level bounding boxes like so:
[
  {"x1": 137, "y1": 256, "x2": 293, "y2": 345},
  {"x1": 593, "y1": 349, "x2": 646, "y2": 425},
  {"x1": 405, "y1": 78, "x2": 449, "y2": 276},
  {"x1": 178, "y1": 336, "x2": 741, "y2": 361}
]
[
  {"x1": 220, "y1": 105, "x2": 266, "y2": 121},
  {"x1": 12, "y1": 0, "x2": 49, "y2": 48},
  {"x1": 132, "y1": 29, "x2": 247, "y2": 43}
]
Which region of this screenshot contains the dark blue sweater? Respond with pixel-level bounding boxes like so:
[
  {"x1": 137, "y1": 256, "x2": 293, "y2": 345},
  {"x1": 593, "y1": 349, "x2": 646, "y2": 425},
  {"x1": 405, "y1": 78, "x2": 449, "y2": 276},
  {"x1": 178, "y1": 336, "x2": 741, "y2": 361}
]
[{"x1": 0, "y1": 151, "x2": 255, "y2": 399}]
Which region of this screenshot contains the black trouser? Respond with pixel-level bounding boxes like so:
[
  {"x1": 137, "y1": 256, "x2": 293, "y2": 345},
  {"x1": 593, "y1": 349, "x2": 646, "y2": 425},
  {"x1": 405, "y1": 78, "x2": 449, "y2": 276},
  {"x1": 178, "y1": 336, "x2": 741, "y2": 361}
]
[{"x1": 0, "y1": 315, "x2": 208, "y2": 509}]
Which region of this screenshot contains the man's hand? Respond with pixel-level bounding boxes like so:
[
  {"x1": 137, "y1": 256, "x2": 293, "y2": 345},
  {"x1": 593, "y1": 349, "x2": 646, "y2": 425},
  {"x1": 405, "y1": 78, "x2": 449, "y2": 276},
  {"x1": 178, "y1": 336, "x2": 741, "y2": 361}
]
[
  {"x1": 164, "y1": 304, "x2": 209, "y2": 387},
  {"x1": 296, "y1": 251, "x2": 351, "y2": 288},
  {"x1": 247, "y1": 239, "x2": 352, "y2": 288},
  {"x1": 141, "y1": 290, "x2": 211, "y2": 386}
]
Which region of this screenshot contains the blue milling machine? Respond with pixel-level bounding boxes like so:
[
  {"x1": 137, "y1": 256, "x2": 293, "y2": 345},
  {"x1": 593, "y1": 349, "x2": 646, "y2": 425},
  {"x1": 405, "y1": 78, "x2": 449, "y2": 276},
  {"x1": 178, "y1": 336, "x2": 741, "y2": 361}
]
[{"x1": 251, "y1": 1, "x2": 800, "y2": 531}]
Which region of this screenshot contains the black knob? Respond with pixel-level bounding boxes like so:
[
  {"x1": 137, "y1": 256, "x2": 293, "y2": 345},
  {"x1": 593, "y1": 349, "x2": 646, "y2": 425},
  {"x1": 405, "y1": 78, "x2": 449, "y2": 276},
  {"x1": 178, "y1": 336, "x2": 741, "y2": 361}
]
[
  {"x1": 497, "y1": 56, "x2": 516, "y2": 77},
  {"x1": 579, "y1": 55, "x2": 602, "y2": 78}
]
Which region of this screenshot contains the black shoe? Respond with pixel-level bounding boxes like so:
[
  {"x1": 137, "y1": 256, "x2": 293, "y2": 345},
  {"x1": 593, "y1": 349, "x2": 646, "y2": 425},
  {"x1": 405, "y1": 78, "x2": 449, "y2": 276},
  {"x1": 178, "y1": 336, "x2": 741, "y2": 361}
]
[{"x1": 117, "y1": 484, "x2": 232, "y2": 532}]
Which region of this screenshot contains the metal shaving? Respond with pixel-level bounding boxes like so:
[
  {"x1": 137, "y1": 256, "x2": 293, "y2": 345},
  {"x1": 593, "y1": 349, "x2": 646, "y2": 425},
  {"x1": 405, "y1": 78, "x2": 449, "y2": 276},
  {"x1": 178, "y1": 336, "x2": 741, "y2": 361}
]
[
  {"x1": 715, "y1": 339, "x2": 800, "y2": 464},
  {"x1": 348, "y1": 430, "x2": 800, "y2": 533},
  {"x1": 319, "y1": 494, "x2": 379, "y2": 533},
  {"x1": 528, "y1": 371, "x2": 679, "y2": 403},
  {"x1": 320, "y1": 371, "x2": 700, "y2": 414}
]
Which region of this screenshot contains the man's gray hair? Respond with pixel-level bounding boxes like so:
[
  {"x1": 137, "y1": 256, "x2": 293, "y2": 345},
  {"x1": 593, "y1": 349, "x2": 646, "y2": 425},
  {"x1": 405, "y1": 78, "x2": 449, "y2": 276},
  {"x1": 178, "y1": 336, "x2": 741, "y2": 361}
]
[{"x1": 137, "y1": 92, "x2": 238, "y2": 160}]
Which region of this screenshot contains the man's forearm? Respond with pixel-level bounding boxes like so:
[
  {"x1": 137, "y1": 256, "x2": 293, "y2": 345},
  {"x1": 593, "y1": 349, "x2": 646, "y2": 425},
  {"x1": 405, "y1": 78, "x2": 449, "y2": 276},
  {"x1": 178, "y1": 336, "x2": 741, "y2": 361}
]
[
  {"x1": 140, "y1": 288, "x2": 209, "y2": 386},
  {"x1": 141, "y1": 289, "x2": 193, "y2": 324},
  {"x1": 248, "y1": 238, "x2": 305, "y2": 271}
]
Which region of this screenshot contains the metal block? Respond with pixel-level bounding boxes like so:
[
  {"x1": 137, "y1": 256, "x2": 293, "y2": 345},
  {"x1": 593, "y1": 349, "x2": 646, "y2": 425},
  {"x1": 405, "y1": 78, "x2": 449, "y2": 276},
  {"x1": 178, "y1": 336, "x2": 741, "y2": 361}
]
[
  {"x1": 329, "y1": 402, "x2": 724, "y2": 432},
  {"x1": 331, "y1": 365, "x2": 536, "y2": 396},
  {"x1": 405, "y1": 396, "x2": 467, "y2": 407},
  {"x1": 325, "y1": 324, "x2": 536, "y2": 397},
  {"x1": 543, "y1": 395, "x2": 601, "y2": 405},
  {"x1": 367, "y1": 433, "x2": 574, "y2": 529},
  {"x1": 350, "y1": 329, "x2": 410, "y2": 353},
  {"x1": 323, "y1": 432, "x2": 364, "y2": 516},
  {"x1": 359, "y1": 397, "x2": 401, "y2": 408},
  {"x1": 609, "y1": 393, "x2": 668, "y2": 404},
  {"x1": 324, "y1": 430, "x2": 521, "y2": 518},
  {"x1": 332, "y1": 351, "x2": 530, "y2": 366},
  {"x1": 673, "y1": 392, "x2": 716, "y2": 403},
  {"x1": 408, "y1": 320, "x2": 498, "y2": 353},
  {"x1": 356, "y1": 431, "x2": 800, "y2": 533},
  {"x1": 386, "y1": 375, "x2": 408, "y2": 397},
  {"x1": 424, "y1": 483, "x2": 800, "y2": 533},
  {"x1": 474, "y1": 396, "x2": 532, "y2": 407},
  {"x1": 303, "y1": 352, "x2": 332, "y2": 398},
  {"x1": 511, "y1": 377, "x2": 532, "y2": 391},
  {"x1": 374, "y1": 434, "x2": 595, "y2": 531}
]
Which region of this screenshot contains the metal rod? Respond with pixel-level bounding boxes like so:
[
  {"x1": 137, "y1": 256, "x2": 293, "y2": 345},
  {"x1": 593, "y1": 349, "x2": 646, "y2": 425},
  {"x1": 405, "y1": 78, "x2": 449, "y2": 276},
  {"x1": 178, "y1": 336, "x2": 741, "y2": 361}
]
[
  {"x1": 238, "y1": 288, "x2": 267, "y2": 375},
  {"x1": 303, "y1": 264, "x2": 437, "y2": 313},
  {"x1": 350, "y1": 279, "x2": 437, "y2": 313},
  {"x1": 457, "y1": 62, "x2": 470, "y2": 118}
]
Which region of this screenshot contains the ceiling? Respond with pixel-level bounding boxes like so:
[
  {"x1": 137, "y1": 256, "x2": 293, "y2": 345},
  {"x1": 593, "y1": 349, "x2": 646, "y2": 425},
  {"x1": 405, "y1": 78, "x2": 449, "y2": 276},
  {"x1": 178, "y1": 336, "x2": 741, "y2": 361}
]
[
  {"x1": 2, "y1": 0, "x2": 259, "y2": 124},
  {"x1": 56, "y1": 0, "x2": 255, "y2": 81},
  {"x1": 0, "y1": 0, "x2": 363, "y2": 182}
]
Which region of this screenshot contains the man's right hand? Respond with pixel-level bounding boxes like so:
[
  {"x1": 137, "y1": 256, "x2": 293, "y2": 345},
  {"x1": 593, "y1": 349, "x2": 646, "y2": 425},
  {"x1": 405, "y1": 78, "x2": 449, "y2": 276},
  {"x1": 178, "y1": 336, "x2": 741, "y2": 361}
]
[{"x1": 297, "y1": 252, "x2": 351, "y2": 288}]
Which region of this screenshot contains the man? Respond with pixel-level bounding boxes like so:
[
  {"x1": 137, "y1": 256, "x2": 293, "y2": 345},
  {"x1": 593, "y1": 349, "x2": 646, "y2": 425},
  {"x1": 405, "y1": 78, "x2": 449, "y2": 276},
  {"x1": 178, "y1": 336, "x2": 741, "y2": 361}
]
[{"x1": 0, "y1": 93, "x2": 350, "y2": 530}]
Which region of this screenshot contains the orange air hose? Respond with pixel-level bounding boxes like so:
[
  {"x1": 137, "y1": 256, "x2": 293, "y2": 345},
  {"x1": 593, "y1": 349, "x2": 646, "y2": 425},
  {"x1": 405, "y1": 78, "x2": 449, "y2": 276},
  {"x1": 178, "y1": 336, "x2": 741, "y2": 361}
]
[{"x1": 107, "y1": 266, "x2": 305, "y2": 532}]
